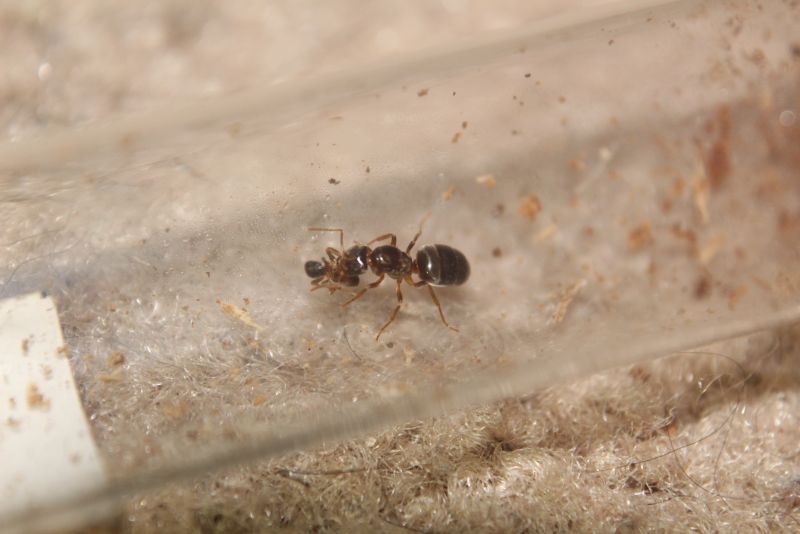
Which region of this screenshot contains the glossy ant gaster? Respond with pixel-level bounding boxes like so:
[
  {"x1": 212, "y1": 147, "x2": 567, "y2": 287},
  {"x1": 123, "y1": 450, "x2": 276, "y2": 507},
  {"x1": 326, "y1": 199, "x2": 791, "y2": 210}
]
[{"x1": 305, "y1": 217, "x2": 470, "y2": 340}]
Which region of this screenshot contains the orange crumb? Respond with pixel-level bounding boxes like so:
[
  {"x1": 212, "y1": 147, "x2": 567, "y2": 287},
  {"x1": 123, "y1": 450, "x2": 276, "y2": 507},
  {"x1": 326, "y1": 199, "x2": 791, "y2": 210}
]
[
  {"x1": 27, "y1": 384, "x2": 50, "y2": 410},
  {"x1": 475, "y1": 174, "x2": 497, "y2": 188},
  {"x1": 253, "y1": 394, "x2": 268, "y2": 407},
  {"x1": 518, "y1": 194, "x2": 542, "y2": 221},
  {"x1": 569, "y1": 158, "x2": 586, "y2": 172},
  {"x1": 441, "y1": 186, "x2": 456, "y2": 201}
]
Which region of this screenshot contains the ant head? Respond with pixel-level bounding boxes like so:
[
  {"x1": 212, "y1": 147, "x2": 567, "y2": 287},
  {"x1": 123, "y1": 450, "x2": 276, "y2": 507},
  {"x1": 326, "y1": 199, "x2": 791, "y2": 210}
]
[{"x1": 304, "y1": 260, "x2": 326, "y2": 278}]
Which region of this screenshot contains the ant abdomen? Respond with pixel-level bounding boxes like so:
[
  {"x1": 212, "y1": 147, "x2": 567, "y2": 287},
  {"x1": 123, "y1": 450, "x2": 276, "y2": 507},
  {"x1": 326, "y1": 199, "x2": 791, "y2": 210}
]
[{"x1": 416, "y1": 244, "x2": 470, "y2": 286}]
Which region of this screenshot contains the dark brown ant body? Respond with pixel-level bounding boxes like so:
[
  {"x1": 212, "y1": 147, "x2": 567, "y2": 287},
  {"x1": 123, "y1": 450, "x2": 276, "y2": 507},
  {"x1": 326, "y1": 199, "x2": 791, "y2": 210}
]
[{"x1": 305, "y1": 219, "x2": 470, "y2": 340}]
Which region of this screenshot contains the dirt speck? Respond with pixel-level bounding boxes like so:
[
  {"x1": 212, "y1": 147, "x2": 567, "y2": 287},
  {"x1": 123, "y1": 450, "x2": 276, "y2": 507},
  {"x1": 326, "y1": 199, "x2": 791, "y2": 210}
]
[
  {"x1": 518, "y1": 195, "x2": 542, "y2": 221},
  {"x1": 27, "y1": 383, "x2": 50, "y2": 410},
  {"x1": 417, "y1": 88, "x2": 429, "y2": 97},
  {"x1": 108, "y1": 351, "x2": 125, "y2": 367},
  {"x1": 704, "y1": 107, "x2": 731, "y2": 189},
  {"x1": 627, "y1": 223, "x2": 653, "y2": 250},
  {"x1": 694, "y1": 274, "x2": 712, "y2": 299},
  {"x1": 328, "y1": 178, "x2": 341, "y2": 185},
  {"x1": 492, "y1": 247, "x2": 502, "y2": 258},
  {"x1": 451, "y1": 132, "x2": 461, "y2": 144}
]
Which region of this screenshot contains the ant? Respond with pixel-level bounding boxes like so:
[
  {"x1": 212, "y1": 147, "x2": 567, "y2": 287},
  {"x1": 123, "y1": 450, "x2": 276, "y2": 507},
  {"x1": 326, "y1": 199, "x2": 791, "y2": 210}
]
[{"x1": 304, "y1": 216, "x2": 470, "y2": 340}]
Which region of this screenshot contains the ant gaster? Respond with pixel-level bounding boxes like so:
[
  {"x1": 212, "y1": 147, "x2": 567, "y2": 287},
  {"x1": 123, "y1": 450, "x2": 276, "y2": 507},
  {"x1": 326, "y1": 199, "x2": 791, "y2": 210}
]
[{"x1": 305, "y1": 216, "x2": 470, "y2": 340}]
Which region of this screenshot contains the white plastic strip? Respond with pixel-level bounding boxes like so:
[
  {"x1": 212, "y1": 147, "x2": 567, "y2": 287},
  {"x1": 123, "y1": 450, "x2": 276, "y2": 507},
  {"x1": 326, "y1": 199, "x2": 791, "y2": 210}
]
[{"x1": 0, "y1": 293, "x2": 110, "y2": 532}]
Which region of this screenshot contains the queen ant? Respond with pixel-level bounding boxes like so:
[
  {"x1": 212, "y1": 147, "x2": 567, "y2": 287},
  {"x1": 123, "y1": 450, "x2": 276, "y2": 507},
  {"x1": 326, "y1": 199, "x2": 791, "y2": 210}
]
[{"x1": 304, "y1": 216, "x2": 470, "y2": 340}]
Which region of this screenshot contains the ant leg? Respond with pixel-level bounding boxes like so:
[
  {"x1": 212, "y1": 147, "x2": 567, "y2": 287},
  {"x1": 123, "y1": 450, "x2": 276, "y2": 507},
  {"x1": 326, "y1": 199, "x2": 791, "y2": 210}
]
[
  {"x1": 405, "y1": 211, "x2": 431, "y2": 253},
  {"x1": 367, "y1": 233, "x2": 397, "y2": 247},
  {"x1": 375, "y1": 279, "x2": 403, "y2": 341},
  {"x1": 423, "y1": 281, "x2": 458, "y2": 333},
  {"x1": 308, "y1": 227, "x2": 345, "y2": 250},
  {"x1": 342, "y1": 274, "x2": 385, "y2": 307},
  {"x1": 311, "y1": 282, "x2": 343, "y2": 293},
  {"x1": 326, "y1": 247, "x2": 342, "y2": 261}
]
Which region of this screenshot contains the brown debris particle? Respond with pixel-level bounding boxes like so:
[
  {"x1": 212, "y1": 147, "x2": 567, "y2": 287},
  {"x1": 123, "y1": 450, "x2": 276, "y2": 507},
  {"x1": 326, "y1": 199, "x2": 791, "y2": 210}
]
[
  {"x1": 518, "y1": 194, "x2": 542, "y2": 221},
  {"x1": 694, "y1": 274, "x2": 712, "y2": 299},
  {"x1": 97, "y1": 371, "x2": 123, "y2": 383},
  {"x1": 441, "y1": 186, "x2": 456, "y2": 201},
  {"x1": 627, "y1": 223, "x2": 653, "y2": 250},
  {"x1": 492, "y1": 247, "x2": 503, "y2": 258},
  {"x1": 491, "y1": 203, "x2": 505, "y2": 217},
  {"x1": 551, "y1": 280, "x2": 587, "y2": 324},
  {"x1": 21, "y1": 338, "x2": 29, "y2": 354},
  {"x1": 216, "y1": 299, "x2": 263, "y2": 331},
  {"x1": 328, "y1": 178, "x2": 341, "y2": 185},
  {"x1": 745, "y1": 48, "x2": 766, "y2": 66},
  {"x1": 108, "y1": 351, "x2": 125, "y2": 367},
  {"x1": 569, "y1": 158, "x2": 587, "y2": 172},
  {"x1": 704, "y1": 106, "x2": 731, "y2": 189},
  {"x1": 558, "y1": 95, "x2": 566, "y2": 103},
  {"x1": 451, "y1": 132, "x2": 461, "y2": 143},
  {"x1": 27, "y1": 384, "x2": 50, "y2": 410},
  {"x1": 253, "y1": 394, "x2": 268, "y2": 407},
  {"x1": 461, "y1": 121, "x2": 468, "y2": 129},
  {"x1": 161, "y1": 401, "x2": 190, "y2": 419},
  {"x1": 365, "y1": 166, "x2": 370, "y2": 173},
  {"x1": 475, "y1": 174, "x2": 497, "y2": 188},
  {"x1": 417, "y1": 88, "x2": 429, "y2": 97},
  {"x1": 706, "y1": 141, "x2": 730, "y2": 188}
]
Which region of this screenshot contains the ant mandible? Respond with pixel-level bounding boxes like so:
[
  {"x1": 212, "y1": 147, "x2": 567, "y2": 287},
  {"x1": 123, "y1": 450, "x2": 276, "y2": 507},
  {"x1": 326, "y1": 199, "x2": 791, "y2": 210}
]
[{"x1": 304, "y1": 215, "x2": 470, "y2": 340}]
